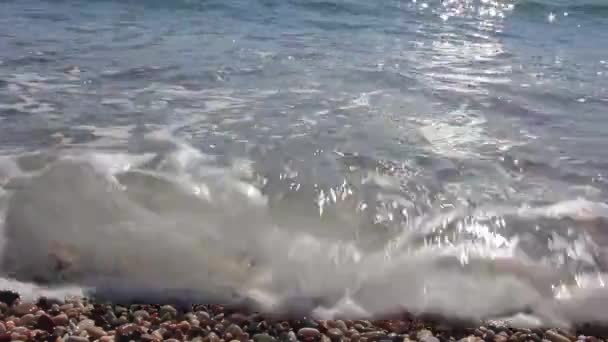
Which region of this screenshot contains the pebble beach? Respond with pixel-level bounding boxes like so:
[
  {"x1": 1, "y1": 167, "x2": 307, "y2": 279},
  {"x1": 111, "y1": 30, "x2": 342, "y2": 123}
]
[{"x1": 0, "y1": 290, "x2": 605, "y2": 342}]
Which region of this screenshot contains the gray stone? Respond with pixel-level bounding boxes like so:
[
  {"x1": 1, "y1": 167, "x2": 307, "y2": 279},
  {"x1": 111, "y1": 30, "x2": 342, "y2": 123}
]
[
  {"x1": 65, "y1": 336, "x2": 90, "y2": 342},
  {"x1": 254, "y1": 333, "x2": 278, "y2": 342},
  {"x1": 545, "y1": 331, "x2": 572, "y2": 342},
  {"x1": 160, "y1": 305, "x2": 178, "y2": 318},
  {"x1": 298, "y1": 327, "x2": 321, "y2": 340},
  {"x1": 133, "y1": 310, "x2": 150, "y2": 320}
]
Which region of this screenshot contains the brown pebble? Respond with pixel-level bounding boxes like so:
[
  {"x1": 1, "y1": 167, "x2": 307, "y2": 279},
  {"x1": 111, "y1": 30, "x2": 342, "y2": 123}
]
[
  {"x1": 36, "y1": 313, "x2": 55, "y2": 332},
  {"x1": 140, "y1": 334, "x2": 160, "y2": 342},
  {"x1": 116, "y1": 323, "x2": 139, "y2": 336},
  {"x1": 13, "y1": 303, "x2": 38, "y2": 316},
  {"x1": 99, "y1": 336, "x2": 115, "y2": 342},
  {"x1": 52, "y1": 313, "x2": 69, "y2": 326},
  {"x1": 65, "y1": 336, "x2": 89, "y2": 342},
  {"x1": 327, "y1": 328, "x2": 344, "y2": 341},
  {"x1": 0, "y1": 322, "x2": 5, "y2": 334},
  {"x1": 545, "y1": 331, "x2": 572, "y2": 342},
  {"x1": 298, "y1": 327, "x2": 321, "y2": 340},
  {"x1": 17, "y1": 313, "x2": 35, "y2": 327},
  {"x1": 226, "y1": 324, "x2": 243, "y2": 337},
  {"x1": 86, "y1": 325, "x2": 107, "y2": 339}
]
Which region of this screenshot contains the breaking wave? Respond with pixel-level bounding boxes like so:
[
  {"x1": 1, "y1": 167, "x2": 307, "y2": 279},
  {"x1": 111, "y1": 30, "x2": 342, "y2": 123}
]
[{"x1": 0, "y1": 130, "x2": 607, "y2": 329}]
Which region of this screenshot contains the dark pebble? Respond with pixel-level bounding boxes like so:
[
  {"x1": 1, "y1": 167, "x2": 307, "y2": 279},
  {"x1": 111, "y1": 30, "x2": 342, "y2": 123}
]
[
  {"x1": 65, "y1": 336, "x2": 89, "y2": 342},
  {"x1": 133, "y1": 310, "x2": 150, "y2": 320},
  {"x1": 298, "y1": 328, "x2": 321, "y2": 341},
  {"x1": 0, "y1": 291, "x2": 19, "y2": 306},
  {"x1": 362, "y1": 331, "x2": 389, "y2": 342},
  {"x1": 13, "y1": 303, "x2": 38, "y2": 317},
  {"x1": 328, "y1": 328, "x2": 344, "y2": 341},
  {"x1": 254, "y1": 333, "x2": 278, "y2": 342}
]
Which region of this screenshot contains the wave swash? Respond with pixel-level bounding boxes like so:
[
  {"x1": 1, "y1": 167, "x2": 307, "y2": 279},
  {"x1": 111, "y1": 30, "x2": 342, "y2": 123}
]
[{"x1": 1, "y1": 131, "x2": 608, "y2": 330}]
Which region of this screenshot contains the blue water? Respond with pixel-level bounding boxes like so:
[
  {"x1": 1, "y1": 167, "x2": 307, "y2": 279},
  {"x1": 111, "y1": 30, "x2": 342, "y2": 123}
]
[{"x1": 1, "y1": 0, "x2": 608, "y2": 325}]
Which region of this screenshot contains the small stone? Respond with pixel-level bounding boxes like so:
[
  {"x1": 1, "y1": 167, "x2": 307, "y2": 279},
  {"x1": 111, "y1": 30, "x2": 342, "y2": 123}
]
[
  {"x1": 0, "y1": 322, "x2": 5, "y2": 334},
  {"x1": 545, "y1": 331, "x2": 571, "y2": 342},
  {"x1": 196, "y1": 310, "x2": 211, "y2": 323},
  {"x1": 86, "y1": 326, "x2": 107, "y2": 339},
  {"x1": 165, "y1": 339, "x2": 180, "y2": 342},
  {"x1": 205, "y1": 332, "x2": 221, "y2": 342},
  {"x1": 362, "y1": 331, "x2": 389, "y2": 342},
  {"x1": 36, "y1": 313, "x2": 55, "y2": 332},
  {"x1": 160, "y1": 305, "x2": 178, "y2": 318},
  {"x1": 17, "y1": 314, "x2": 36, "y2": 327},
  {"x1": 77, "y1": 319, "x2": 95, "y2": 330},
  {"x1": 0, "y1": 291, "x2": 19, "y2": 306},
  {"x1": 227, "y1": 324, "x2": 244, "y2": 337},
  {"x1": 328, "y1": 328, "x2": 344, "y2": 341},
  {"x1": 116, "y1": 323, "x2": 139, "y2": 336},
  {"x1": 65, "y1": 336, "x2": 89, "y2": 342},
  {"x1": 298, "y1": 328, "x2": 321, "y2": 341},
  {"x1": 140, "y1": 333, "x2": 159, "y2": 342},
  {"x1": 99, "y1": 336, "x2": 114, "y2": 342},
  {"x1": 52, "y1": 314, "x2": 69, "y2": 326},
  {"x1": 114, "y1": 305, "x2": 127, "y2": 316},
  {"x1": 177, "y1": 320, "x2": 191, "y2": 333},
  {"x1": 53, "y1": 325, "x2": 68, "y2": 337},
  {"x1": 133, "y1": 310, "x2": 150, "y2": 320},
  {"x1": 13, "y1": 303, "x2": 38, "y2": 316},
  {"x1": 254, "y1": 333, "x2": 278, "y2": 342},
  {"x1": 495, "y1": 336, "x2": 508, "y2": 342},
  {"x1": 418, "y1": 330, "x2": 434, "y2": 340}
]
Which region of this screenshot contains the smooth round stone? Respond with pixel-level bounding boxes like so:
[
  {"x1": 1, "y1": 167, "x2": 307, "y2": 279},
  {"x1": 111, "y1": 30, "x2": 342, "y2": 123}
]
[
  {"x1": 51, "y1": 313, "x2": 69, "y2": 326},
  {"x1": 298, "y1": 328, "x2": 321, "y2": 340},
  {"x1": 17, "y1": 314, "x2": 36, "y2": 327},
  {"x1": 328, "y1": 328, "x2": 344, "y2": 341},
  {"x1": 253, "y1": 333, "x2": 277, "y2": 342},
  {"x1": 77, "y1": 319, "x2": 95, "y2": 330},
  {"x1": 178, "y1": 321, "x2": 191, "y2": 333},
  {"x1": 133, "y1": 310, "x2": 150, "y2": 320},
  {"x1": 196, "y1": 311, "x2": 211, "y2": 323},
  {"x1": 361, "y1": 331, "x2": 388, "y2": 342},
  {"x1": 227, "y1": 324, "x2": 244, "y2": 337},
  {"x1": 13, "y1": 303, "x2": 38, "y2": 316},
  {"x1": 159, "y1": 305, "x2": 177, "y2": 318},
  {"x1": 86, "y1": 326, "x2": 107, "y2": 339},
  {"x1": 545, "y1": 331, "x2": 571, "y2": 342},
  {"x1": 66, "y1": 336, "x2": 89, "y2": 342},
  {"x1": 116, "y1": 323, "x2": 139, "y2": 336},
  {"x1": 0, "y1": 322, "x2": 5, "y2": 334}
]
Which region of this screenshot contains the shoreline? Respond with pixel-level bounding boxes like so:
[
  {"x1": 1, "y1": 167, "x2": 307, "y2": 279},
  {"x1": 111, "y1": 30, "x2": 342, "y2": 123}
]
[{"x1": 0, "y1": 291, "x2": 606, "y2": 342}]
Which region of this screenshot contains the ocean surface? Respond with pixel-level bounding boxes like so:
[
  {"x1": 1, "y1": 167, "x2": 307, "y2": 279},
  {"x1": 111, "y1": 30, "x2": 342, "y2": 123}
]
[{"x1": 1, "y1": 0, "x2": 608, "y2": 327}]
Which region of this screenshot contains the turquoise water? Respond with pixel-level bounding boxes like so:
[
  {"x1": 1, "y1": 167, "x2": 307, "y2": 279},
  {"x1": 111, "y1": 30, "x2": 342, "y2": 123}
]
[{"x1": 1, "y1": 0, "x2": 608, "y2": 326}]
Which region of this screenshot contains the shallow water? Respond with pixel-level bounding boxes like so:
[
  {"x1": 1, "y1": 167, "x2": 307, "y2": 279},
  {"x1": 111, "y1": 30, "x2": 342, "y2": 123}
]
[{"x1": 1, "y1": 0, "x2": 608, "y2": 328}]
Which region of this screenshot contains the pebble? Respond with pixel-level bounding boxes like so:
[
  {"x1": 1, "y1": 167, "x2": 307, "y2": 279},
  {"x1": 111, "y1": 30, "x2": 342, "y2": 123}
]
[
  {"x1": 133, "y1": 310, "x2": 150, "y2": 320},
  {"x1": 545, "y1": 331, "x2": 571, "y2": 342},
  {"x1": 0, "y1": 322, "x2": 5, "y2": 334},
  {"x1": 85, "y1": 325, "x2": 107, "y2": 339},
  {"x1": 160, "y1": 305, "x2": 178, "y2": 318},
  {"x1": 227, "y1": 324, "x2": 244, "y2": 337},
  {"x1": 362, "y1": 331, "x2": 389, "y2": 342},
  {"x1": 298, "y1": 327, "x2": 322, "y2": 340},
  {"x1": 328, "y1": 328, "x2": 344, "y2": 341},
  {"x1": 51, "y1": 313, "x2": 69, "y2": 326},
  {"x1": 116, "y1": 323, "x2": 139, "y2": 336},
  {"x1": 254, "y1": 333, "x2": 278, "y2": 342},
  {"x1": 65, "y1": 336, "x2": 89, "y2": 342},
  {"x1": 17, "y1": 314, "x2": 35, "y2": 327},
  {"x1": 0, "y1": 290, "x2": 19, "y2": 306},
  {"x1": 13, "y1": 303, "x2": 38, "y2": 316}
]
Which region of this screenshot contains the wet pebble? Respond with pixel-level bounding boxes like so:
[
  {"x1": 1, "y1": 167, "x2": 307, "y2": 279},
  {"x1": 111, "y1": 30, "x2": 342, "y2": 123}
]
[
  {"x1": 13, "y1": 303, "x2": 38, "y2": 317},
  {"x1": 17, "y1": 314, "x2": 35, "y2": 327},
  {"x1": 545, "y1": 331, "x2": 572, "y2": 342},
  {"x1": 52, "y1": 313, "x2": 69, "y2": 326},
  {"x1": 298, "y1": 327, "x2": 322, "y2": 340},
  {"x1": 86, "y1": 325, "x2": 107, "y2": 339},
  {"x1": 65, "y1": 336, "x2": 89, "y2": 342},
  {"x1": 328, "y1": 328, "x2": 344, "y2": 341},
  {"x1": 133, "y1": 310, "x2": 150, "y2": 320},
  {"x1": 254, "y1": 333, "x2": 278, "y2": 342}
]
